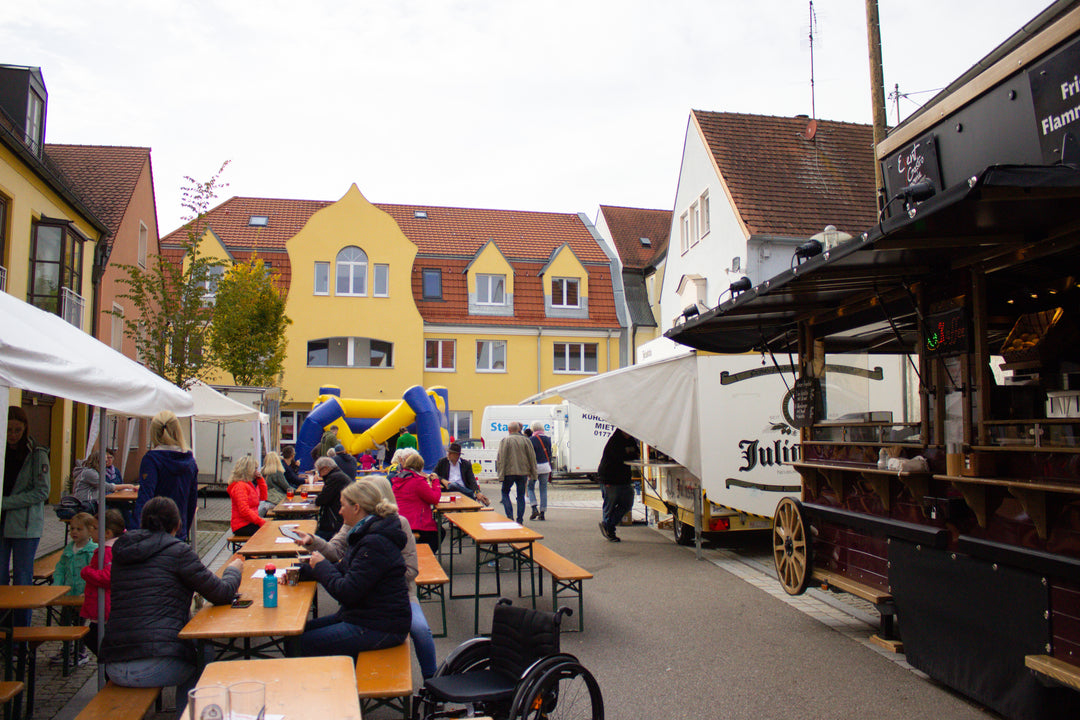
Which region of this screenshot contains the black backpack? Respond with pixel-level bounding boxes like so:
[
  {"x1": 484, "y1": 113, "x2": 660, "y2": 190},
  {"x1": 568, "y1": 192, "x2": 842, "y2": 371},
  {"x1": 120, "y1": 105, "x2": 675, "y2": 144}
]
[{"x1": 55, "y1": 495, "x2": 97, "y2": 520}]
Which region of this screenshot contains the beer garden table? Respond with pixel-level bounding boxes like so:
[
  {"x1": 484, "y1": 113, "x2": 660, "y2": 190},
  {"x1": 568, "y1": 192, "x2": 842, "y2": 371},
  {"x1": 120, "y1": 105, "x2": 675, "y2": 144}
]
[
  {"x1": 195, "y1": 655, "x2": 361, "y2": 719},
  {"x1": 237, "y1": 519, "x2": 316, "y2": 558}
]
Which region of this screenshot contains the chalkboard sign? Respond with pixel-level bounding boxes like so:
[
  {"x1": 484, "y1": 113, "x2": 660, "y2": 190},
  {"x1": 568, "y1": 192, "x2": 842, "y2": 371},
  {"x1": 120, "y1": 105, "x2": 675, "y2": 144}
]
[
  {"x1": 924, "y1": 306, "x2": 971, "y2": 357},
  {"x1": 791, "y1": 376, "x2": 821, "y2": 428},
  {"x1": 882, "y1": 133, "x2": 943, "y2": 200}
]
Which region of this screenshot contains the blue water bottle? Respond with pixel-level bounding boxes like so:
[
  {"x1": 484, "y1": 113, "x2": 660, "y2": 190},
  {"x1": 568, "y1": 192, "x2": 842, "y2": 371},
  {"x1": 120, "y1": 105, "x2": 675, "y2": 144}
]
[{"x1": 263, "y1": 563, "x2": 278, "y2": 608}]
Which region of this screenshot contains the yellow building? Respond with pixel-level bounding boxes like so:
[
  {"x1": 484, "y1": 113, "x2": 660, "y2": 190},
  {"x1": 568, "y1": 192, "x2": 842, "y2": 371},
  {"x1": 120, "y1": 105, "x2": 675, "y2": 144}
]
[
  {"x1": 1, "y1": 65, "x2": 108, "y2": 498},
  {"x1": 160, "y1": 185, "x2": 624, "y2": 443}
]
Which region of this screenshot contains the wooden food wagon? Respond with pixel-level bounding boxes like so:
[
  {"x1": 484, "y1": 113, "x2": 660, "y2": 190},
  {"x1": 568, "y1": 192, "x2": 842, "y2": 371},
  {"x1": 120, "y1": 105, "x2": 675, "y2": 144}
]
[{"x1": 667, "y1": 3, "x2": 1080, "y2": 718}]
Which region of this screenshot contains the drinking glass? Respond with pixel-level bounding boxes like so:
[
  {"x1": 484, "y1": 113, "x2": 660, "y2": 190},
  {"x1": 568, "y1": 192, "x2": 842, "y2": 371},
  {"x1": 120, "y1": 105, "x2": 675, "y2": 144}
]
[
  {"x1": 300, "y1": 490, "x2": 308, "y2": 500},
  {"x1": 229, "y1": 680, "x2": 266, "y2": 720},
  {"x1": 188, "y1": 685, "x2": 228, "y2": 720},
  {"x1": 286, "y1": 488, "x2": 294, "y2": 500}
]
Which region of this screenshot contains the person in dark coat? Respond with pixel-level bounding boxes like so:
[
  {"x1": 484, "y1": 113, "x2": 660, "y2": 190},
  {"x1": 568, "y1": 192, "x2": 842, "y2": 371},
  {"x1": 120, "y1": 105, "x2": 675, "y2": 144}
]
[
  {"x1": 133, "y1": 410, "x2": 199, "y2": 541},
  {"x1": 100, "y1": 497, "x2": 242, "y2": 718},
  {"x1": 330, "y1": 443, "x2": 358, "y2": 479},
  {"x1": 431, "y1": 442, "x2": 489, "y2": 505},
  {"x1": 314, "y1": 456, "x2": 350, "y2": 540},
  {"x1": 3, "y1": 406, "x2": 50, "y2": 626},
  {"x1": 282, "y1": 445, "x2": 303, "y2": 488},
  {"x1": 597, "y1": 428, "x2": 639, "y2": 542},
  {"x1": 297, "y1": 478, "x2": 410, "y2": 657}
]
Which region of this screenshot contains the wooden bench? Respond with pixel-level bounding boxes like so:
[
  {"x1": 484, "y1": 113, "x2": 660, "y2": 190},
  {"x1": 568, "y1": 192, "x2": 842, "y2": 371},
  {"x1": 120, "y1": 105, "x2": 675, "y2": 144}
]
[
  {"x1": 32, "y1": 548, "x2": 64, "y2": 585},
  {"x1": 46, "y1": 593, "x2": 85, "y2": 626},
  {"x1": 74, "y1": 682, "x2": 161, "y2": 720},
  {"x1": 1025, "y1": 654, "x2": 1080, "y2": 692},
  {"x1": 812, "y1": 567, "x2": 899, "y2": 646},
  {"x1": 13, "y1": 625, "x2": 91, "y2": 717},
  {"x1": 510, "y1": 542, "x2": 593, "y2": 631},
  {"x1": 228, "y1": 535, "x2": 252, "y2": 552},
  {"x1": 415, "y1": 545, "x2": 449, "y2": 638},
  {"x1": 355, "y1": 640, "x2": 412, "y2": 718}
]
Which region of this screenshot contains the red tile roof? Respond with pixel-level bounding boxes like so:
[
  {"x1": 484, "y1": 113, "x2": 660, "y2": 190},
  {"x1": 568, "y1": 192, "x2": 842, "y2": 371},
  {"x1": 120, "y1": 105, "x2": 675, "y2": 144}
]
[
  {"x1": 43, "y1": 144, "x2": 150, "y2": 237},
  {"x1": 692, "y1": 111, "x2": 878, "y2": 238},
  {"x1": 160, "y1": 195, "x2": 619, "y2": 330},
  {"x1": 598, "y1": 205, "x2": 671, "y2": 270}
]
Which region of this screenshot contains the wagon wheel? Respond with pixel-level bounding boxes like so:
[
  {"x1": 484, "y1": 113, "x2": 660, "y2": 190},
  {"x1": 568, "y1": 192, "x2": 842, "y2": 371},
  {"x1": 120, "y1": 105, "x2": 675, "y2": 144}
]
[{"x1": 773, "y1": 497, "x2": 811, "y2": 595}]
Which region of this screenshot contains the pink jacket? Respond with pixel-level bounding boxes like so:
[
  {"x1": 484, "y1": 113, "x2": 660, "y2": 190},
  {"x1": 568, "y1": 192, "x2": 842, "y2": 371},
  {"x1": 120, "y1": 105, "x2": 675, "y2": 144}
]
[
  {"x1": 391, "y1": 470, "x2": 441, "y2": 532},
  {"x1": 228, "y1": 476, "x2": 268, "y2": 532},
  {"x1": 79, "y1": 543, "x2": 114, "y2": 621}
]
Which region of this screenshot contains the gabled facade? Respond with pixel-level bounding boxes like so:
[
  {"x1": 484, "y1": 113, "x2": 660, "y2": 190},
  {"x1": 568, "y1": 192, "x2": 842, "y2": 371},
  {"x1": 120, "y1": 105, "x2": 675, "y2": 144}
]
[
  {"x1": 160, "y1": 187, "x2": 623, "y2": 443},
  {"x1": 1, "y1": 65, "x2": 109, "y2": 497},
  {"x1": 593, "y1": 204, "x2": 671, "y2": 364},
  {"x1": 661, "y1": 110, "x2": 877, "y2": 333}
]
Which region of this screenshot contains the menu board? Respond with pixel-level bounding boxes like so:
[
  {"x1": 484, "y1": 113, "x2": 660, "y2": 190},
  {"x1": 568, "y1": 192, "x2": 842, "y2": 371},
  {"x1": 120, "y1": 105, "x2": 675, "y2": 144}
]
[{"x1": 791, "y1": 377, "x2": 821, "y2": 428}]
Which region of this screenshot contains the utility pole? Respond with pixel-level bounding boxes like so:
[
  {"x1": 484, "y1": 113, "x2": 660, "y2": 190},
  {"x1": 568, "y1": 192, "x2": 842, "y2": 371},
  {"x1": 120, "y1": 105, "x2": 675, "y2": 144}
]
[{"x1": 865, "y1": 0, "x2": 888, "y2": 210}]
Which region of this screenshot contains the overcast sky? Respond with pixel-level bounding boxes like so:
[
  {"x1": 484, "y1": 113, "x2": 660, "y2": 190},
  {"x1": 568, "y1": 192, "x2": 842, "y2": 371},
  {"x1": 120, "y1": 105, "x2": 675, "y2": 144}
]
[{"x1": 4, "y1": 0, "x2": 1053, "y2": 235}]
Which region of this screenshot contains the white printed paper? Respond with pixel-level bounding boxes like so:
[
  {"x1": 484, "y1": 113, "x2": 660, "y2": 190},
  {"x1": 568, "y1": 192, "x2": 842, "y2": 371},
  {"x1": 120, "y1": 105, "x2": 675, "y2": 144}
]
[
  {"x1": 274, "y1": 537, "x2": 296, "y2": 544},
  {"x1": 481, "y1": 521, "x2": 521, "y2": 530}
]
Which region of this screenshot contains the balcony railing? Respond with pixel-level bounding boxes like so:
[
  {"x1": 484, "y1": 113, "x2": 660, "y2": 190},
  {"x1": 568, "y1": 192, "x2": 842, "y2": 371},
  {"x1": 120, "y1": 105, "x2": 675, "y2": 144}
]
[{"x1": 60, "y1": 286, "x2": 85, "y2": 327}]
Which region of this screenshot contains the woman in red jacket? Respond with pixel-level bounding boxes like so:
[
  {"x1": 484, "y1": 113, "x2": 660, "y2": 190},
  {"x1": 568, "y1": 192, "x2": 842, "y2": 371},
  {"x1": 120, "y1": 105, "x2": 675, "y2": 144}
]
[
  {"x1": 390, "y1": 451, "x2": 442, "y2": 552},
  {"x1": 227, "y1": 455, "x2": 267, "y2": 536}
]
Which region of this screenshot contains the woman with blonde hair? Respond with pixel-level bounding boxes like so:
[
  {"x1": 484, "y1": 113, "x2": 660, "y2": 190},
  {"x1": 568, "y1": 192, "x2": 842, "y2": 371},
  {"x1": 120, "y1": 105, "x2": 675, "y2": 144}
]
[
  {"x1": 261, "y1": 451, "x2": 291, "y2": 507},
  {"x1": 227, "y1": 455, "x2": 268, "y2": 537},
  {"x1": 298, "y1": 479, "x2": 410, "y2": 657},
  {"x1": 133, "y1": 410, "x2": 199, "y2": 541}
]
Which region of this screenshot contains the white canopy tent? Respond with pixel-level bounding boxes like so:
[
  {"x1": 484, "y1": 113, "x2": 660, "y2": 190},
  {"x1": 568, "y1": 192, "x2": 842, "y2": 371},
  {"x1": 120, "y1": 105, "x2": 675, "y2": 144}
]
[
  {"x1": 185, "y1": 380, "x2": 271, "y2": 472},
  {"x1": 0, "y1": 291, "x2": 194, "y2": 688},
  {"x1": 520, "y1": 351, "x2": 704, "y2": 477}
]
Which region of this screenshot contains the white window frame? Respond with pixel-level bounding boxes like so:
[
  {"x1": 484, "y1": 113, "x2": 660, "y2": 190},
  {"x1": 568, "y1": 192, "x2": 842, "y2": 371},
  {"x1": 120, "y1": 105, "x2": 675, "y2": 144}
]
[
  {"x1": 335, "y1": 246, "x2": 367, "y2": 296},
  {"x1": 689, "y1": 201, "x2": 700, "y2": 248},
  {"x1": 553, "y1": 342, "x2": 598, "y2": 374},
  {"x1": 476, "y1": 340, "x2": 507, "y2": 373},
  {"x1": 425, "y1": 339, "x2": 456, "y2": 371},
  {"x1": 138, "y1": 221, "x2": 148, "y2": 268},
  {"x1": 700, "y1": 191, "x2": 711, "y2": 237},
  {"x1": 201, "y1": 265, "x2": 226, "y2": 304},
  {"x1": 551, "y1": 277, "x2": 580, "y2": 308},
  {"x1": 449, "y1": 411, "x2": 472, "y2": 441},
  {"x1": 111, "y1": 302, "x2": 124, "y2": 351},
  {"x1": 476, "y1": 274, "x2": 506, "y2": 305},
  {"x1": 314, "y1": 262, "x2": 329, "y2": 295},
  {"x1": 373, "y1": 263, "x2": 389, "y2": 297},
  {"x1": 680, "y1": 212, "x2": 689, "y2": 254}
]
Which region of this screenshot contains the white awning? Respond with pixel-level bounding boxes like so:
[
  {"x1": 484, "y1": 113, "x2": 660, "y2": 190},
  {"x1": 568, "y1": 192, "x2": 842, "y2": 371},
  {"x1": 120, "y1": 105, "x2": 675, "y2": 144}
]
[{"x1": 521, "y1": 351, "x2": 703, "y2": 478}]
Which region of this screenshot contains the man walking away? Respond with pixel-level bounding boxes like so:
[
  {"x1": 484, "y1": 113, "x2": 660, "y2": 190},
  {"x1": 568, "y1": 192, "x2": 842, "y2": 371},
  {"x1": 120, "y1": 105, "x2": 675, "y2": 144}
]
[
  {"x1": 598, "y1": 429, "x2": 638, "y2": 542},
  {"x1": 496, "y1": 422, "x2": 536, "y2": 524}
]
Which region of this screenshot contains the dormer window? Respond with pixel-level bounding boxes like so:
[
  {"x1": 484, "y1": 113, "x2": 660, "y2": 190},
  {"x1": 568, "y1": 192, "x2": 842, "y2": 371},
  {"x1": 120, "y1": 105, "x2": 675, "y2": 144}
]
[
  {"x1": 551, "y1": 277, "x2": 579, "y2": 308},
  {"x1": 476, "y1": 274, "x2": 505, "y2": 305},
  {"x1": 249, "y1": 215, "x2": 269, "y2": 227}
]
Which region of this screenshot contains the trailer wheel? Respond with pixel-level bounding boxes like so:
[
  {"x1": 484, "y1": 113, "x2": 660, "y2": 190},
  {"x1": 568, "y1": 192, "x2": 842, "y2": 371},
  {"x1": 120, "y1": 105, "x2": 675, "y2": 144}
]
[
  {"x1": 672, "y1": 516, "x2": 696, "y2": 546},
  {"x1": 773, "y1": 497, "x2": 810, "y2": 595}
]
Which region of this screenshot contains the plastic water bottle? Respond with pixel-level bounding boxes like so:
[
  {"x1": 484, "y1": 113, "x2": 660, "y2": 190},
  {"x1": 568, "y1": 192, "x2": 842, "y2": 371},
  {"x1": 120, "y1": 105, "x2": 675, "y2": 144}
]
[
  {"x1": 263, "y1": 563, "x2": 278, "y2": 608},
  {"x1": 878, "y1": 448, "x2": 889, "y2": 469}
]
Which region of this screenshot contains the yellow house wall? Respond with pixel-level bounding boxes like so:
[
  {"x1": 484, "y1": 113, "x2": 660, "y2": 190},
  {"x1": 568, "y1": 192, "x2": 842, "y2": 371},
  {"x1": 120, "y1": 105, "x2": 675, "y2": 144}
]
[
  {"x1": 283, "y1": 185, "x2": 425, "y2": 406},
  {"x1": 421, "y1": 329, "x2": 616, "y2": 437},
  {"x1": 466, "y1": 244, "x2": 513, "y2": 295},
  {"x1": 1, "y1": 143, "x2": 104, "y2": 501},
  {"x1": 542, "y1": 247, "x2": 589, "y2": 298}
]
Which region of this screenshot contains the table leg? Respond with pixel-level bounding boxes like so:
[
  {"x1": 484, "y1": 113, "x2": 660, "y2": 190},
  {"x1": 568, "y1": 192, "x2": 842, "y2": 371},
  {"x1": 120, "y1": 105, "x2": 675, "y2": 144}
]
[{"x1": 473, "y1": 540, "x2": 482, "y2": 636}]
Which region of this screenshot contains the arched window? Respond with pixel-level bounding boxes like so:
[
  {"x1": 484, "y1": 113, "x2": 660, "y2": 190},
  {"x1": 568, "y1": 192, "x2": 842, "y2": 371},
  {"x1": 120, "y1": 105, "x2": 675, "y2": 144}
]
[{"x1": 335, "y1": 246, "x2": 367, "y2": 295}]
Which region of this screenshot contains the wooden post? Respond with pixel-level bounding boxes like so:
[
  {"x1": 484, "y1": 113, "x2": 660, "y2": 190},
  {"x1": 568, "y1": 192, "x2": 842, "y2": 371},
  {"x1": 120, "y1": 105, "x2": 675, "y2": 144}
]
[{"x1": 865, "y1": 0, "x2": 888, "y2": 208}]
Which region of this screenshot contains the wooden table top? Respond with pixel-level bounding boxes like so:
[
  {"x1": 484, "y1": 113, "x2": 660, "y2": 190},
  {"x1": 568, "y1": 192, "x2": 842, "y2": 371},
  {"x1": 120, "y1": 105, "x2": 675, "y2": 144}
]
[
  {"x1": 270, "y1": 498, "x2": 319, "y2": 517},
  {"x1": 435, "y1": 492, "x2": 484, "y2": 512},
  {"x1": 0, "y1": 585, "x2": 71, "y2": 609},
  {"x1": 195, "y1": 656, "x2": 361, "y2": 719},
  {"x1": 179, "y1": 560, "x2": 316, "y2": 640},
  {"x1": 296, "y1": 482, "x2": 323, "y2": 495},
  {"x1": 105, "y1": 488, "x2": 138, "y2": 502},
  {"x1": 443, "y1": 511, "x2": 542, "y2": 544},
  {"x1": 237, "y1": 519, "x2": 317, "y2": 557}
]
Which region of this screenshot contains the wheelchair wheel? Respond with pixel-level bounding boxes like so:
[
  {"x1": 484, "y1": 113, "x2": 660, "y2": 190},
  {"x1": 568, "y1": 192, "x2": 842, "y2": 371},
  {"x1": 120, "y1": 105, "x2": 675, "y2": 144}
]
[
  {"x1": 510, "y1": 661, "x2": 603, "y2": 719},
  {"x1": 434, "y1": 637, "x2": 492, "y2": 677}
]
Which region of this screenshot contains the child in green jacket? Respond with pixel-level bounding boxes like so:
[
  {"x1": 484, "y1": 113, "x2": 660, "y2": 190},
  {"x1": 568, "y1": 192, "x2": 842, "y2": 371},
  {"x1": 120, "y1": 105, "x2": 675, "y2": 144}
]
[{"x1": 51, "y1": 512, "x2": 98, "y2": 666}]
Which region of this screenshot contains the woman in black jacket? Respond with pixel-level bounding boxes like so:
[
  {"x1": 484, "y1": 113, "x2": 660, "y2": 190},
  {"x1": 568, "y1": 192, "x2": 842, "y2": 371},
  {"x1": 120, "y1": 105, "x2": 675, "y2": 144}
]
[
  {"x1": 100, "y1": 497, "x2": 242, "y2": 718},
  {"x1": 298, "y1": 478, "x2": 410, "y2": 657}
]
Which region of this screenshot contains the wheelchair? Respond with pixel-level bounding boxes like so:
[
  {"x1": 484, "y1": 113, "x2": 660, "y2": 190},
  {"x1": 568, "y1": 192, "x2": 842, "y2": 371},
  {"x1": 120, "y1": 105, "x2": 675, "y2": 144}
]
[{"x1": 413, "y1": 598, "x2": 604, "y2": 719}]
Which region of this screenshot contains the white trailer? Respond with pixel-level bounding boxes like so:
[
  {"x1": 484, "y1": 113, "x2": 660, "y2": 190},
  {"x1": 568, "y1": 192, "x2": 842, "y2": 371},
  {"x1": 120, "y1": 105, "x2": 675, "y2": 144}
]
[{"x1": 524, "y1": 344, "x2": 907, "y2": 544}]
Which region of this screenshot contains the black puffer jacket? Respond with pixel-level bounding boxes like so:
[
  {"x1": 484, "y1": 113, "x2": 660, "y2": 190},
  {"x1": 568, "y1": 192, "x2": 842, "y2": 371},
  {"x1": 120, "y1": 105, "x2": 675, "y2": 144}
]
[
  {"x1": 302, "y1": 513, "x2": 410, "y2": 634},
  {"x1": 100, "y1": 529, "x2": 241, "y2": 664}
]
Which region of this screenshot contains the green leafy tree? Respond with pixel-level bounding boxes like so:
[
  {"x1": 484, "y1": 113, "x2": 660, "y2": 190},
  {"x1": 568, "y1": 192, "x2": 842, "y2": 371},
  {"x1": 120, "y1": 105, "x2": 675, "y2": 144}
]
[
  {"x1": 111, "y1": 162, "x2": 230, "y2": 385},
  {"x1": 209, "y1": 257, "x2": 292, "y2": 387}
]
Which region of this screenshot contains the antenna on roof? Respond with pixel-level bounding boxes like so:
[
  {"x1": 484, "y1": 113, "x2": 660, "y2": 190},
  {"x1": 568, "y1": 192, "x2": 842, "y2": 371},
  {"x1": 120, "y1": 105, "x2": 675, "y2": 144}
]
[{"x1": 808, "y1": 0, "x2": 817, "y2": 120}]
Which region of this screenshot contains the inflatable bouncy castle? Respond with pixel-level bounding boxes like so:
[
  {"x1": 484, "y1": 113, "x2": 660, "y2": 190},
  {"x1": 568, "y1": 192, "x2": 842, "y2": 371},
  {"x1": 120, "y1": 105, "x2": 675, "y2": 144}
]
[{"x1": 296, "y1": 385, "x2": 449, "y2": 472}]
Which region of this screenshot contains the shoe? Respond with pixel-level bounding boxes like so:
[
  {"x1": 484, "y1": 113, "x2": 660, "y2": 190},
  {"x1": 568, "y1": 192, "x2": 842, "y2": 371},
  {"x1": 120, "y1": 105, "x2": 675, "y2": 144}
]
[
  {"x1": 75, "y1": 651, "x2": 90, "y2": 667},
  {"x1": 47, "y1": 652, "x2": 65, "y2": 665},
  {"x1": 530, "y1": 507, "x2": 539, "y2": 520},
  {"x1": 598, "y1": 522, "x2": 611, "y2": 540},
  {"x1": 538, "y1": 512, "x2": 545, "y2": 521},
  {"x1": 608, "y1": 534, "x2": 621, "y2": 542}
]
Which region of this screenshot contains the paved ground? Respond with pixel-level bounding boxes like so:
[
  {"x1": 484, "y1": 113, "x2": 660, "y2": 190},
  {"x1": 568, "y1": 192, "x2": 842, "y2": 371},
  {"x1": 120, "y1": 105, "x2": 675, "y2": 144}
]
[{"x1": 30, "y1": 479, "x2": 999, "y2": 720}]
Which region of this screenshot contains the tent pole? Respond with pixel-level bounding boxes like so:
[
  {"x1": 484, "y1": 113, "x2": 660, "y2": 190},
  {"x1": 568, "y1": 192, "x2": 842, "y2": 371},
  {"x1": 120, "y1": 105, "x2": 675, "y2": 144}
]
[{"x1": 96, "y1": 406, "x2": 107, "y2": 690}]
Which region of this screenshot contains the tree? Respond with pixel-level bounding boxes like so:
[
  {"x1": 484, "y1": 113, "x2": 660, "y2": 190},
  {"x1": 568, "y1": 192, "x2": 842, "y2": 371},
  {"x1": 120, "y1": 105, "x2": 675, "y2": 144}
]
[
  {"x1": 111, "y1": 162, "x2": 230, "y2": 385},
  {"x1": 209, "y1": 257, "x2": 292, "y2": 387}
]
